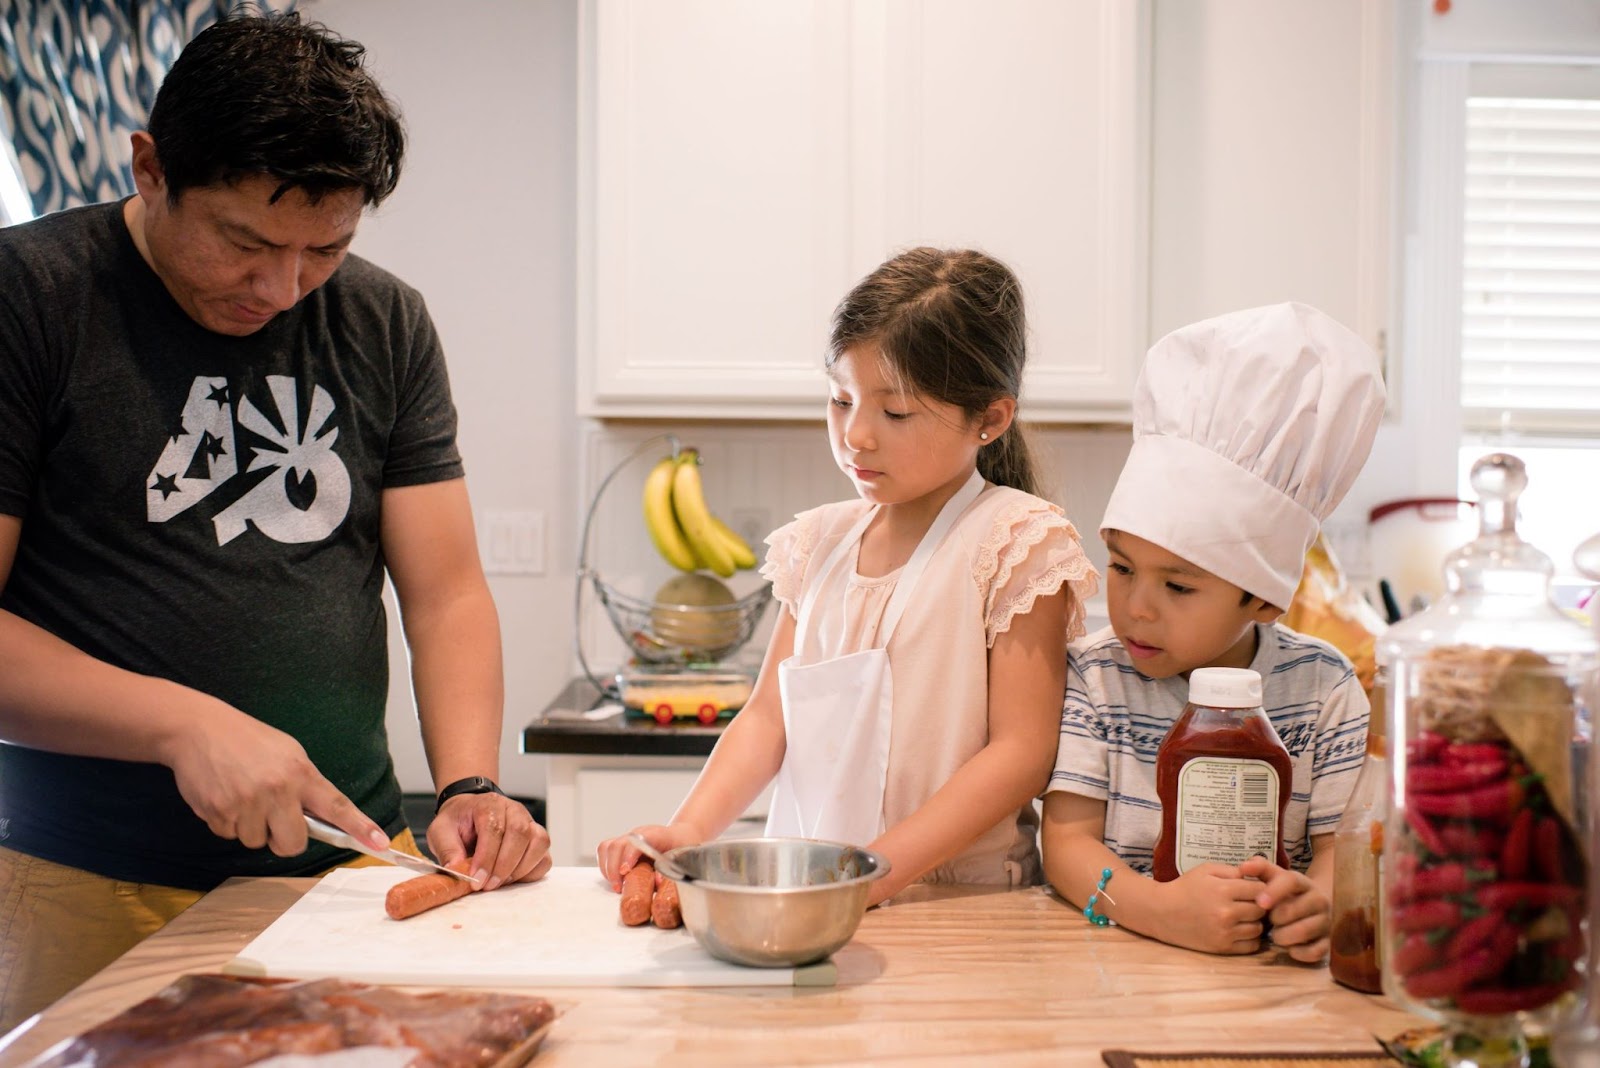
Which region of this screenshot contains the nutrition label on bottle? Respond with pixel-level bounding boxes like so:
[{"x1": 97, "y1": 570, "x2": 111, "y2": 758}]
[{"x1": 1173, "y1": 757, "x2": 1280, "y2": 873}]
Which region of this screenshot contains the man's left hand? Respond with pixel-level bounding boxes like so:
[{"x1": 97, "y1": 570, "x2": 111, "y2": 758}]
[{"x1": 430, "y1": 793, "x2": 552, "y2": 891}]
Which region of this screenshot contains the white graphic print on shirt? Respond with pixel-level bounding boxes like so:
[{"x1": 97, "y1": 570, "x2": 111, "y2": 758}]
[{"x1": 145, "y1": 374, "x2": 351, "y2": 546}]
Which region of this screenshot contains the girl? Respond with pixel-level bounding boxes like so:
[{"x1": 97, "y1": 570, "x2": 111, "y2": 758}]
[{"x1": 596, "y1": 248, "x2": 1099, "y2": 904}]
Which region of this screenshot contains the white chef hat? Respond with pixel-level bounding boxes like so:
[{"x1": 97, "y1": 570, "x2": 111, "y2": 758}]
[{"x1": 1101, "y1": 302, "x2": 1386, "y2": 609}]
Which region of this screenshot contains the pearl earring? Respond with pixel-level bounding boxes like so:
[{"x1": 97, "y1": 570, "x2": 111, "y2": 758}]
[{"x1": 979, "y1": 432, "x2": 989, "y2": 441}]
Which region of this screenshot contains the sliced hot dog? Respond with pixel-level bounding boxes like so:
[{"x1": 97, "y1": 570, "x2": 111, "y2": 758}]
[
  {"x1": 384, "y1": 860, "x2": 475, "y2": 921},
  {"x1": 651, "y1": 878, "x2": 682, "y2": 929},
  {"x1": 620, "y1": 859, "x2": 655, "y2": 926}
]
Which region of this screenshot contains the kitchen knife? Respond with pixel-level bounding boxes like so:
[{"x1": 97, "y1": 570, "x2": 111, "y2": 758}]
[{"x1": 303, "y1": 814, "x2": 482, "y2": 885}]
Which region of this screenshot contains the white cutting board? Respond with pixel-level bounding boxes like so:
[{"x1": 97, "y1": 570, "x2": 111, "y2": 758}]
[{"x1": 226, "y1": 866, "x2": 833, "y2": 988}]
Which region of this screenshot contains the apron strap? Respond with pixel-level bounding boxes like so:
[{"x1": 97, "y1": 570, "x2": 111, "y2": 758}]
[
  {"x1": 792, "y1": 505, "x2": 877, "y2": 656},
  {"x1": 877, "y1": 469, "x2": 985, "y2": 645},
  {"x1": 793, "y1": 469, "x2": 986, "y2": 655}
]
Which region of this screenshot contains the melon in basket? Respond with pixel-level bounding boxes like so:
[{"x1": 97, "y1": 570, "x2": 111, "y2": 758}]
[{"x1": 650, "y1": 574, "x2": 742, "y2": 654}]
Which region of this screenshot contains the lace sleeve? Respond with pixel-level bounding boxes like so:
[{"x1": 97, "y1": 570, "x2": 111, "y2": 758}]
[
  {"x1": 759, "y1": 507, "x2": 826, "y2": 615},
  {"x1": 975, "y1": 500, "x2": 1101, "y2": 648}
]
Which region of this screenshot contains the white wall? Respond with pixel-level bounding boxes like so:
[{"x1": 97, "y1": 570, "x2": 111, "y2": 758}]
[
  {"x1": 312, "y1": 0, "x2": 580, "y2": 798},
  {"x1": 309, "y1": 0, "x2": 1489, "y2": 799}
]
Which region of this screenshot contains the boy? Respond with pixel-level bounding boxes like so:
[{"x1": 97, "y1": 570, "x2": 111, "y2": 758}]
[{"x1": 1043, "y1": 302, "x2": 1385, "y2": 960}]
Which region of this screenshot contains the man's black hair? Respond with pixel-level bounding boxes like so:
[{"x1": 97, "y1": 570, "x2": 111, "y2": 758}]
[{"x1": 145, "y1": 11, "x2": 404, "y2": 206}]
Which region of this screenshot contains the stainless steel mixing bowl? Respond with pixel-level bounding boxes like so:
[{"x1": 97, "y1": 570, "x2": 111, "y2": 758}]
[{"x1": 663, "y1": 837, "x2": 890, "y2": 967}]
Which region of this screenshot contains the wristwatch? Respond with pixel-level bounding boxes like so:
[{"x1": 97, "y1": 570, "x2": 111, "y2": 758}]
[{"x1": 434, "y1": 775, "x2": 506, "y2": 813}]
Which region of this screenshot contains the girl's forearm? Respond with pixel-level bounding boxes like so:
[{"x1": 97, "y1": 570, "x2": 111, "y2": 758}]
[
  {"x1": 670, "y1": 700, "x2": 786, "y2": 839},
  {"x1": 869, "y1": 736, "x2": 1052, "y2": 903}
]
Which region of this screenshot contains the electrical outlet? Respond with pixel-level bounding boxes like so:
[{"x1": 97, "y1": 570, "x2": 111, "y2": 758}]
[
  {"x1": 729, "y1": 507, "x2": 774, "y2": 557},
  {"x1": 480, "y1": 509, "x2": 545, "y2": 575}
]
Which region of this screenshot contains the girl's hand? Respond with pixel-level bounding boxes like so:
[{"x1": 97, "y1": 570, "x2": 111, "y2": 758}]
[
  {"x1": 1238, "y1": 855, "x2": 1332, "y2": 963},
  {"x1": 1157, "y1": 863, "x2": 1267, "y2": 955},
  {"x1": 595, "y1": 823, "x2": 702, "y2": 891}
]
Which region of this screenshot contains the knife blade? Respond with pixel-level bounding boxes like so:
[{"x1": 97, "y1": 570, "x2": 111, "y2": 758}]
[{"x1": 303, "y1": 814, "x2": 481, "y2": 884}]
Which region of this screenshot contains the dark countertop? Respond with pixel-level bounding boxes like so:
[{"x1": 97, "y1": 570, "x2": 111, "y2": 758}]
[{"x1": 521, "y1": 677, "x2": 725, "y2": 757}]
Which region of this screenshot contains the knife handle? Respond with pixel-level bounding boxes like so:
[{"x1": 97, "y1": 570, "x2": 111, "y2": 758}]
[{"x1": 303, "y1": 813, "x2": 370, "y2": 854}]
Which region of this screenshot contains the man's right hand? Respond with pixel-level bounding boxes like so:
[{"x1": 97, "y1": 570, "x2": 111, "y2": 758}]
[
  {"x1": 1156, "y1": 863, "x2": 1268, "y2": 955},
  {"x1": 162, "y1": 696, "x2": 383, "y2": 857}
]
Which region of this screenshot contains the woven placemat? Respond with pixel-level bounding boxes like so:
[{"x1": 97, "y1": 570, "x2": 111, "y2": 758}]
[{"x1": 1102, "y1": 1052, "x2": 1391, "y2": 1068}]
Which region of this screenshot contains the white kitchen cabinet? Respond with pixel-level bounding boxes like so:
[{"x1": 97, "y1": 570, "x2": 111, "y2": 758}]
[{"x1": 577, "y1": 0, "x2": 1150, "y2": 422}]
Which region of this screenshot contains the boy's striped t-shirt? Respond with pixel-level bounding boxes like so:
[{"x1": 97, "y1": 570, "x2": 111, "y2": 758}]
[{"x1": 1048, "y1": 622, "x2": 1370, "y2": 875}]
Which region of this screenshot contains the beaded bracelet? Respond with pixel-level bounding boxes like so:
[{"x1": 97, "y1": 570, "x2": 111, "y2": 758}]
[{"x1": 1083, "y1": 867, "x2": 1116, "y2": 926}]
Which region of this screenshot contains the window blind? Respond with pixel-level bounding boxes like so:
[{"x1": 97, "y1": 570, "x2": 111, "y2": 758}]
[{"x1": 1463, "y1": 97, "x2": 1600, "y2": 436}]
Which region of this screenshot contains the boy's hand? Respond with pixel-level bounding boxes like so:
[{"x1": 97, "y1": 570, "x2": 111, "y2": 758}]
[
  {"x1": 1239, "y1": 855, "x2": 1331, "y2": 962},
  {"x1": 1157, "y1": 863, "x2": 1267, "y2": 955}
]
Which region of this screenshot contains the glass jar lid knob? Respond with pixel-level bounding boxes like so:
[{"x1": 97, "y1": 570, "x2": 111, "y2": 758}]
[{"x1": 1444, "y1": 452, "x2": 1552, "y2": 596}]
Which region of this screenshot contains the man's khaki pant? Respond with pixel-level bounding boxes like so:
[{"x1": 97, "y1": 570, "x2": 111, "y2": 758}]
[{"x1": 0, "y1": 829, "x2": 423, "y2": 1037}]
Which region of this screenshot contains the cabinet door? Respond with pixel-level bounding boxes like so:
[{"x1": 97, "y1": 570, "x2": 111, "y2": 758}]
[
  {"x1": 577, "y1": 0, "x2": 852, "y2": 419},
  {"x1": 871, "y1": 0, "x2": 1150, "y2": 419},
  {"x1": 578, "y1": 0, "x2": 1150, "y2": 421}
]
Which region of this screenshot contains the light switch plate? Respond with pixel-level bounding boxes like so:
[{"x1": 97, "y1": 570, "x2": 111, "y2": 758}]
[{"x1": 481, "y1": 509, "x2": 545, "y2": 575}]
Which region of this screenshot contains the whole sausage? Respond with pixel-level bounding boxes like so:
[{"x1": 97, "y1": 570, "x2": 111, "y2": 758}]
[
  {"x1": 620, "y1": 859, "x2": 655, "y2": 926},
  {"x1": 384, "y1": 860, "x2": 475, "y2": 921},
  {"x1": 651, "y1": 879, "x2": 682, "y2": 929}
]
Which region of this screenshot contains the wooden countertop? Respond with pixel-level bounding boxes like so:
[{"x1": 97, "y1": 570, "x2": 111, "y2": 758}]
[{"x1": 0, "y1": 878, "x2": 1419, "y2": 1067}]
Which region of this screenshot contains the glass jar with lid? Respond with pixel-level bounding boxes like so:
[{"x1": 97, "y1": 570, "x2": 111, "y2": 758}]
[
  {"x1": 1379, "y1": 454, "x2": 1597, "y2": 1068},
  {"x1": 1554, "y1": 529, "x2": 1600, "y2": 1068}
]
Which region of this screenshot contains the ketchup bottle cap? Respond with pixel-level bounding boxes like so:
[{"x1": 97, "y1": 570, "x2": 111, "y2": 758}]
[{"x1": 1188, "y1": 667, "x2": 1263, "y2": 708}]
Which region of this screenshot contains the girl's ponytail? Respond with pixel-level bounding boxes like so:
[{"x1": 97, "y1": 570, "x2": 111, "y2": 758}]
[{"x1": 978, "y1": 423, "x2": 1040, "y2": 498}]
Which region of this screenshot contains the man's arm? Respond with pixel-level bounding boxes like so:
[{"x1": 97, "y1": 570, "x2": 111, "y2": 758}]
[
  {"x1": 0, "y1": 514, "x2": 386, "y2": 854},
  {"x1": 381, "y1": 479, "x2": 551, "y2": 890}
]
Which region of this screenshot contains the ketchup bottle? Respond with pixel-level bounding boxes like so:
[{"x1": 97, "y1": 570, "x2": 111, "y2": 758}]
[{"x1": 1152, "y1": 667, "x2": 1292, "y2": 881}]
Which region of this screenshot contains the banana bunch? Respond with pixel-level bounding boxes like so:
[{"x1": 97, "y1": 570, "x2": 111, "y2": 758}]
[{"x1": 642, "y1": 448, "x2": 758, "y2": 578}]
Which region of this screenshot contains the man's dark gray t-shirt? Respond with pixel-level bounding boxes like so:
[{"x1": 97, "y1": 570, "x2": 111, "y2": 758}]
[{"x1": 0, "y1": 201, "x2": 464, "y2": 890}]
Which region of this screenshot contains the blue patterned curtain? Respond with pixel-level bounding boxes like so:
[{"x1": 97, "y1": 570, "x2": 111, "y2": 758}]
[{"x1": 0, "y1": 0, "x2": 293, "y2": 219}]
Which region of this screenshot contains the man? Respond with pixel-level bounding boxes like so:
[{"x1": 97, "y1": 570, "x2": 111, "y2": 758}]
[{"x1": 0, "y1": 13, "x2": 549, "y2": 1030}]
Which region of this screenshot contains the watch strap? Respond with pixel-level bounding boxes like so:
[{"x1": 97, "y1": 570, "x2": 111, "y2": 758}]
[{"x1": 434, "y1": 775, "x2": 505, "y2": 813}]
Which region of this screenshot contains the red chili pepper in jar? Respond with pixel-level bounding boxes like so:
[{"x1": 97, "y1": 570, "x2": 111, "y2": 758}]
[
  {"x1": 1390, "y1": 932, "x2": 1443, "y2": 977},
  {"x1": 1393, "y1": 897, "x2": 1463, "y2": 933},
  {"x1": 1388, "y1": 859, "x2": 1496, "y2": 906},
  {"x1": 1402, "y1": 926, "x2": 1518, "y2": 1001},
  {"x1": 1407, "y1": 760, "x2": 1508, "y2": 793},
  {"x1": 1534, "y1": 814, "x2": 1567, "y2": 884},
  {"x1": 1408, "y1": 732, "x2": 1449, "y2": 765},
  {"x1": 1474, "y1": 881, "x2": 1582, "y2": 911},
  {"x1": 1441, "y1": 910, "x2": 1503, "y2": 962},
  {"x1": 1452, "y1": 976, "x2": 1579, "y2": 1016},
  {"x1": 1411, "y1": 778, "x2": 1525, "y2": 822},
  {"x1": 1499, "y1": 807, "x2": 1535, "y2": 881},
  {"x1": 1440, "y1": 741, "x2": 1510, "y2": 766},
  {"x1": 1435, "y1": 821, "x2": 1504, "y2": 860},
  {"x1": 1404, "y1": 808, "x2": 1450, "y2": 857}
]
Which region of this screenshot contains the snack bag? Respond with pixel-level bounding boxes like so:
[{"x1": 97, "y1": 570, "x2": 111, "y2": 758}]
[{"x1": 1284, "y1": 533, "x2": 1386, "y2": 702}]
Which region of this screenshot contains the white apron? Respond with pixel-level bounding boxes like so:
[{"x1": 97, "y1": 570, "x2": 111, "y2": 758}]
[{"x1": 765, "y1": 471, "x2": 985, "y2": 846}]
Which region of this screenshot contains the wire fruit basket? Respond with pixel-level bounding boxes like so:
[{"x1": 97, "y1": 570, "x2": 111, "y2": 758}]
[{"x1": 575, "y1": 434, "x2": 773, "y2": 697}]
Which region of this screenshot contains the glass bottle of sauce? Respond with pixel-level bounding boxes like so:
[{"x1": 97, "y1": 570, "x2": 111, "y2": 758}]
[
  {"x1": 1153, "y1": 667, "x2": 1292, "y2": 881},
  {"x1": 1328, "y1": 691, "x2": 1386, "y2": 993}
]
